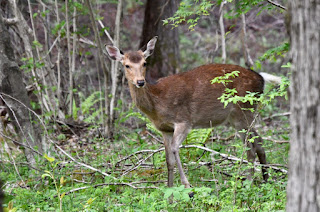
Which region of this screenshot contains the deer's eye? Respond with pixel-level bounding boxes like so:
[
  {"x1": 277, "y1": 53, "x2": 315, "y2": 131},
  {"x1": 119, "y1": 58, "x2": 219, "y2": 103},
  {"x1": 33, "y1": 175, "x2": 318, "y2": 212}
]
[
  {"x1": 125, "y1": 65, "x2": 130, "y2": 69},
  {"x1": 143, "y1": 62, "x2": 147, "y2": 67}
]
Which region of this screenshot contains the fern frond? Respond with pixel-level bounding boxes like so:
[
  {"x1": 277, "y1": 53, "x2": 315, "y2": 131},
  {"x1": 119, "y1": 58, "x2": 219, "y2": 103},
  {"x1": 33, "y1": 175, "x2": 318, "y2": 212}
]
[{"x1": 81, "y1": 91, "x2": 104, "y2": 115}]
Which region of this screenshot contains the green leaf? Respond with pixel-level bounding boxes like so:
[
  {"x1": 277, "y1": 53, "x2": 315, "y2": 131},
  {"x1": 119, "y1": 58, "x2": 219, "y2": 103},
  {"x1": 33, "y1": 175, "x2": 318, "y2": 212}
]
[
  {"x1": 281, "y1": 62, "x2": 291, "y2": 68},
  {"x1": 60, "y1": 176, "x2": 65, "y2": 186},
  {"x1": 44, "y1": 154, "x2": 55, "y2": 163},
  {"x1": 163, "y1": 188, "x2": 174, "y2": 199},
  {"x1": 41, "y1": 173, "x2": 51, "y2": 179}
]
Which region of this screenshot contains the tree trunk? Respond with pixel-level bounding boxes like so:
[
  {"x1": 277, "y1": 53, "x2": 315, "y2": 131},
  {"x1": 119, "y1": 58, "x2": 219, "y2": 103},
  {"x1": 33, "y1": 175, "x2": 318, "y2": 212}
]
[
  {"x1": 0, "y1": 16, "x2": 43, "y2": 166},
  {"x1": 286, "y1": 1, "x2": 320, "y2": 212},
  {"x1": 140, "y1": 0, "x2": 180, "y2": 83}
]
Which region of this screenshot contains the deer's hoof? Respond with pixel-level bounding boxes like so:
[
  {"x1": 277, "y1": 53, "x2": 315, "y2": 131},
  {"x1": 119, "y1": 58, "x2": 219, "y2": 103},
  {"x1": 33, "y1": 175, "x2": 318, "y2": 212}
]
[{"x1": 188, "y1": 191, "x2": 194, "y2": 198}]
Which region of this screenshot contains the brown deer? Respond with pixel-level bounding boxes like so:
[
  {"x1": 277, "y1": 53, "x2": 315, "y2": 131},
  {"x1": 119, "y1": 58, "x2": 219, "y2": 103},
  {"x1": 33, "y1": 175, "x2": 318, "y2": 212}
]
[{"x1": 106, "y1": 36, "x2": 280, "y2": 188}]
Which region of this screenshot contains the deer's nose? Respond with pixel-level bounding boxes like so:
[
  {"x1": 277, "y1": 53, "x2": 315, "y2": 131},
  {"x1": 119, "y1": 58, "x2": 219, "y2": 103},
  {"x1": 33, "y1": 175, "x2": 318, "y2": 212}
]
[{"x1": 137, "y1": 80, "x2": 145, "y2": 87}]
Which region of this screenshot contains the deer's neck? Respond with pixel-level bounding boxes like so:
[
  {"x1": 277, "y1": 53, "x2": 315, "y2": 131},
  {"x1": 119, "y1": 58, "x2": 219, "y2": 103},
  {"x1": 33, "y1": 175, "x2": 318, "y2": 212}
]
[{"x1": 128, "y1": 83, "x2": 156, "y2": 115}]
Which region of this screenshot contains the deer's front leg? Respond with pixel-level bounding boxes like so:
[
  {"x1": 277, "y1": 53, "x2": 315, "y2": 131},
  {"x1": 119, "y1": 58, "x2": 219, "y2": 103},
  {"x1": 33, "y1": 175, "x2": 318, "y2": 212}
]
[
  {"x1": 171, "y1": 123, "x2": 191, "y2": 188},
  {"x1": 162, "y1": 132, "x2": 175, "y2": 187}
]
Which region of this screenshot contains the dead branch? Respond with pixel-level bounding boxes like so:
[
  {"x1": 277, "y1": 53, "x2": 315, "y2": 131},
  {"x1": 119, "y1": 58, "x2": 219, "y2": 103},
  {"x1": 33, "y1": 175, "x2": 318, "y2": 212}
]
[
  {"x1": 266, "y1": 0, "x2": 287, "y2": 10},
  {"x1": 98, "y1": 20, "x2": 114, "y2": 45},
  {"x1": 117, "y1": 143, "x2": 288, "y2": 176},
  {"x1": 181, "y1": 145, "x2": 288, "y2": 174},
  {"x1": 0, "y1": 131, "x2": 42, "y2": 156},
  {"x1": 262, "y1": 112, "x2": 291, "y2": 121},
  {"x1": 121, "y1": 147, "x2": 165, "y2": 176},
  {"x1": 262, "y1": 136, "x2": 290, "y2": 144},
  {"x1": 116, "y1": 149, "x2": 161, "y2": 165},
  {"x1": 50, "y1": 139, "x2": 118, "y2": 180}
]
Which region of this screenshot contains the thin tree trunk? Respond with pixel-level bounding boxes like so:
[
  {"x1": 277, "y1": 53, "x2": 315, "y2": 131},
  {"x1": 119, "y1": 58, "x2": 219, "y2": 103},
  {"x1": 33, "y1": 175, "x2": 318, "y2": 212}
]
[
  {"x1": 286, "y1": 1, "x2": 320, "y2": 211},
  {"x1": 219, "y1": 1, "x2": 226, "y2": 63},
  {"x1": 27, "y1": 0, "x2": 56, "y2": 114},
  {"x1": 55, "y1": 0, "x2": 62, "y2": 108},
  {"x1": 85, "y1": 0, "x2": 111, "y2": 137},
  {"x1": 65, "y1": 0, "x2": 73, "y2": 116},
  {"x1": 140, "y1": 0, "x2": 180, "y2": 83},
  {"x1": 109, "y1": 0, "x2": 122, "y2": 130},
  {"x1": 71, "y1": 0, "x2": 77, "y2": 117}
]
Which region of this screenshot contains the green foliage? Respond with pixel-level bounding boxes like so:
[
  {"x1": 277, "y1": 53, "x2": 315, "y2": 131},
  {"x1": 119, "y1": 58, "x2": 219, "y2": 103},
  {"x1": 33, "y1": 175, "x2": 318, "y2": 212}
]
[
  {"x1": 163, "y1": 0, "x2": 214, "y2": 30},
  {"x1": 223, "y1": 0, "x2": 278, "y2": 19},
  {"x1": 20, "y1": 57, "x2": 45, "y2": 73},
  {"x1": 71, "y1": 91, "x2": 105, "y2": 123},
  {"x1": 259, "y1": 42, "x2": 290, "y2": 62},
  {"x1": 80, "y1": 91, "x2": 104, "y2": 115},
  {"x1": 211, "y1": 70, "x2": 240, "y2": 85},
  {"x1": 162, "y1": 185, "x2": 192, "y2": 202},
  {"x1": 211, "y1": 69, "x2": 289, "y2": 110},
  {"x1": 42, "y1": 154, "x2": 66, "y2": 211},
  {"x1": 164, "y1": 0, "x2": 283, "y2": 30},
  {"x1": 1, "y1": 124, "x2": 288, "y2": 211}
]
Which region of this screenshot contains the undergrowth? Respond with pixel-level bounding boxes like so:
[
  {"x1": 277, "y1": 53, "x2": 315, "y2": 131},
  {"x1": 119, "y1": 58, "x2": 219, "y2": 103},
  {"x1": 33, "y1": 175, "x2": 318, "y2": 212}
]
[{"x1": 1, "y1": 100, "x2": 289, "y2": 211}]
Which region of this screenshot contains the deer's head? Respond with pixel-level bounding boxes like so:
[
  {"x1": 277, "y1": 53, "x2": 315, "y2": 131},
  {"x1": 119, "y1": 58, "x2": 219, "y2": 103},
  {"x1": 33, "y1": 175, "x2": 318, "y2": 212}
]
[{"x1": 106, "y1": 36, "x2": 158, "y2": 88}]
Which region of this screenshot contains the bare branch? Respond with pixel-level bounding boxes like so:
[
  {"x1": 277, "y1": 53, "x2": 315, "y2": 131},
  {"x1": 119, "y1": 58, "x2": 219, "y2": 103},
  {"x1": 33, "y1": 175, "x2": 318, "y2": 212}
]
[
  {"x1": 63, "y1": 182, "x2": 159, "y2": 197},
  {"x1": 98, "y1": 20, "x2": 114, "y2": 45},
  {"x1": 181, "y1": 145, "x2": 288, "y2": 174},
  {"x1": 262, "y1": 112, "x2": 291, "y2": 121},
  {"x1": 117, "y1": 143, "x2": 288, "y2": 176},
  {"x1": 241, "y1": 13, "x2": 254, "y2": 68},
  {"x1": 49, "y1": 139, "x2": 118, "y2": 180},
  {"x1": 121, "y1": 147, "x2": 165, "y2": 176},
  {"x1": 266, "y1": 0, "x2": 287, "y2": 10}
]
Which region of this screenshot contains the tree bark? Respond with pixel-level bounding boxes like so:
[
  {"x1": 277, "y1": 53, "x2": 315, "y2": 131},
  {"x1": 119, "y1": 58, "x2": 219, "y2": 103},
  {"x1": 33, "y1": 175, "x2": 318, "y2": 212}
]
[
  {"x1": 140, "y1": 0, "x2": 180, "y2": 83},
  {"x1": 0, "y1": 16, "x2": 43, "y2": 166},
  {"x1": 286, "y1": 1, "x2": 320, "y2": 211}
]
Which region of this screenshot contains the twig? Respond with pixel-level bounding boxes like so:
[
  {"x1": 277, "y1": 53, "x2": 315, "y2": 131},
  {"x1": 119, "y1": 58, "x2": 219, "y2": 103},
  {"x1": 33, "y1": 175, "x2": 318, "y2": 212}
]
[
  {"x1": 262, "y1": 136, "x2": 289, "y2": 144},
  {"x1": 262, "y1": 112, "x2": 290, "y2": 121},
  {"x1": 97, "y1": 20, "x2": 114, "y2": 45},
  {"x1": 116, "y1": 149, "x2": 161, "y2": 165},
  {"x1": 78, "y1": 37, "x2": 97, "y2": 47},
  {"x1": 63, "y1": 182, "x2": 159, "y2": 196},
  {"x1": 121, "y1": 147, "x2": 165, "y2": 176},
  {"x1": 0, "y1": 131, "x2": 42, "y2": 156},
  {"x1": 146, "y1": 131, "x2": 163, "y2": 144},
  {"x1": 49, "y1": 139, "x2": 118, "y2": 180},
  {"x1": 266, "y1": 0, "x2": 287, "y2": 10},
  {"x1": 181, "y1": 145, "x2": 288, "y2": 174}
]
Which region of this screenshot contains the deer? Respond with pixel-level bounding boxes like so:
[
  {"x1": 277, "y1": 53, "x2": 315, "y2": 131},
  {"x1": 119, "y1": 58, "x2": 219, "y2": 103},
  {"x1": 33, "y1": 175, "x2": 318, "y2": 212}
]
[{"x1": 106, "y1": 36, "x2": 281, "y2": 188}]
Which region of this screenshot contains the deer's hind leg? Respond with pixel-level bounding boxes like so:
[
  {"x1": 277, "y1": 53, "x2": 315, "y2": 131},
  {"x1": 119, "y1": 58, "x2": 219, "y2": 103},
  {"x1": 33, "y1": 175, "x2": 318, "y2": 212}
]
[{"x1": 231, "y1": 109, "x2": 268, "y2": 180}]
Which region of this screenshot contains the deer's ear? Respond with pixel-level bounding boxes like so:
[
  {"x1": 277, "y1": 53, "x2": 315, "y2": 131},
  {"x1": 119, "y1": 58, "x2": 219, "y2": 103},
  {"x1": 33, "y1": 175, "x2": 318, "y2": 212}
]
[
  {"x1": 143, "y1": 36, "x2": 158, "y2": 59},
  {"x1": 106, "y1": 45, "x2": 124, "y2": 61}
]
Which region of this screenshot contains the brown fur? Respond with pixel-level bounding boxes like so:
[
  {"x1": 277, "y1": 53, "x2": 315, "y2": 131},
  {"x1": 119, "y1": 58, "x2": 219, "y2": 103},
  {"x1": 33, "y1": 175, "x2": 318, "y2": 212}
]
[
  {"x1": 130, "y1": 64, "x2": 264, "y2": 132},
  {"x1": 125, "y1": 51, "x2": 144, "y2": 64}
]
